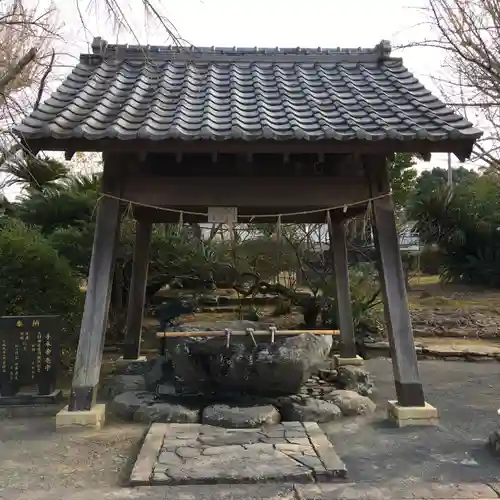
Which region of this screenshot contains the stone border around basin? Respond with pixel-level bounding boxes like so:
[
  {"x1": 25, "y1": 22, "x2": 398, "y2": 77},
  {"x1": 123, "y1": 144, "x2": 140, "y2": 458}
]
[
  {"x1": 129, "y1": 422, "x2": 346, "y2": 486},
  {"x1": 105, "y1": 358, "x2": 377, "y2": 428}
]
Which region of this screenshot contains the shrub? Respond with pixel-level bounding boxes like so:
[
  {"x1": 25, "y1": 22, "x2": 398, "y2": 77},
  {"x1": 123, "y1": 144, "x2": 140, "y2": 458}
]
[
  {"x1": 418, "y1": 245, "x2": 442, "y2": 275},
  {"x1": 409, "y1": 174, "x2": 500, "y2": 287},
  {"x1": 243, "y1": 307, "x2": 264, "y2": 321},
  {"x1": 320, "y1": 263, "x2": 383, "y2": 336},
  {"x1": 401, "y1": 250, "x2": 418, "y2": 273},
  {"x1": 272, "y1": 297, "x2": 292, "y2": 317},
  {"x1": 0, "y1": 219, "x2": 84, "y2": 329},
  {"x1": 48, "y1": 224, "x2": 95, "y2": 277}
]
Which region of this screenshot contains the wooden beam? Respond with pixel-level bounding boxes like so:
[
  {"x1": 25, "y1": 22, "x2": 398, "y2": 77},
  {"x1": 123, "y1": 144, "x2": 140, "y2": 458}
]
[
  {"x1": 122, "y1": 175, "x2": 370, "y2": 208},
  {"x1": 68, "y1": 162, "x2": 122, "y2": 412},
  {"x1": 23, "y1": 137, "x2": 476, "y2": 160},
  {"x1": 366, "y1": 156, "x2": 426, "y2": 407},
  {"x1": 122, "y1": 220, "x2": 153, "y2": 360},
  {"x1": 328, "y1": 215, "x2": 357, "y2": 358},
  {"x1": 125, "y1": 152, "x2": 358, "y2": 177}
]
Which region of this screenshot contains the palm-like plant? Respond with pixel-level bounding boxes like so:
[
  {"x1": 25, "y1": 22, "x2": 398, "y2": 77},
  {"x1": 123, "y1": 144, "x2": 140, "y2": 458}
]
[
  {"x1": 62, "y1": 172, "x2": 102, "y2": 193},
  {"x1": 14, "y1": 184, "x2": 98, "y2": 234},
  {"x1": 408, "y1": 185, "x2": 457, "y2": 245},
  {"x1": 409, "y1": 173, "x2": 500, "y2": 287},
  {"x1": 1, "y1": 154, "x2": 70, "y2": 194}
]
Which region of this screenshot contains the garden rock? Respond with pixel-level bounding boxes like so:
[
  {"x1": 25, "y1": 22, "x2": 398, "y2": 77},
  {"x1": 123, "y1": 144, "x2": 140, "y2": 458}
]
[
  {"x1": 133, "y1": 401, "x2": 200, "y2": 424},
  {"x1": 113, "y1": 359, "x2": 150, "y2": 376},
  {"x1": 279, "y1": 397, "x2": 342, "y2": 423},
  {"x1": 169, "y1": 321, "x2": 333, "y2": 396},
  {"x1": 156, "y1": 382, "x2": 178, "y2": 397},
  {"x1": 318, "y1": 368, "x2": 338, "y2": 383},
  {"x1": 324, "y1": 389, "x2": 376, "y2": 416},
  {"x1": 337, "y1": 366, "x2": 375, "y2": 396},
  {"x1": 144, "y1": 357, "x2": 173, "y2": 391},
  {"x1": 489, "y1": 429, "x2": 500, "y2": 455},
  {"x1": 101, "y1": 374, "x2": 146, "y2": 399},
  {"x1": 202, "y1": 404, "x2": 281, "y2": 428},
  {"x1": 108, "y1": 391, "x2": 156, "y2": 420}
]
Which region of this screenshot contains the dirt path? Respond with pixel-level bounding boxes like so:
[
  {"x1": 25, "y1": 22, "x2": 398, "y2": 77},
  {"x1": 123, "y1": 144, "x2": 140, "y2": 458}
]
[{"x1": 0, "y1": 418, "x2": 146, "y2": 490}]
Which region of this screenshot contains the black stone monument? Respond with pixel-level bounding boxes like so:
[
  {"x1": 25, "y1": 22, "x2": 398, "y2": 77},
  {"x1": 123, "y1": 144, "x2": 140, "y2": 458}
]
[{"x1": 0, "y1": 315, "x2": 63, "y2": 405}]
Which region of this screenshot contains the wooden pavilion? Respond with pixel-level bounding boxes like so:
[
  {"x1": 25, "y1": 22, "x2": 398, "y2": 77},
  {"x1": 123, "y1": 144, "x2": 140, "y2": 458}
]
[{"x1": 14, "y1": 38, "x2": 481, "y2": 425}]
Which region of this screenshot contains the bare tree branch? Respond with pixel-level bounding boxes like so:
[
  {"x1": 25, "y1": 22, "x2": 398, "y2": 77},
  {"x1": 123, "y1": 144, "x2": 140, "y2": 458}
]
[
  {"x1": 416, "y1": 0, "x2": 500, "y2": 167},
  {"x1": 33, "y1": 48, "x2": 55, "y2": 110},
  {"x1": 0, "y1": 1, "x2": 62, "y2": 187},
  {"x1": 0, "y1": 46, "x2": 36, "y2": 94}
]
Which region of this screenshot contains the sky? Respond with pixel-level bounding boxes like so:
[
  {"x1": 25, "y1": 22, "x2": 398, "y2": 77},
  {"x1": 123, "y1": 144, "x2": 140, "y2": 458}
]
[{"x1": 3, "y1": 0, "x2": 477, "y2": 198}]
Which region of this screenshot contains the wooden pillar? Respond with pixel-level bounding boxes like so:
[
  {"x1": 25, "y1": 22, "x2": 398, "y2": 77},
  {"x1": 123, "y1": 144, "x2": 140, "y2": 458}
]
[
  {"x1": 122, "y1": 220, "x2": 153, "y2": 360},
  {"x1": 327, "y1": 213, "x2": 357, "y2": 359},
  {"x1": 68, "y1": 163, "x2": 122, "y2": 412},
  {"x1": 367, "y1": 156, "x2": 425, "y2": 407}
]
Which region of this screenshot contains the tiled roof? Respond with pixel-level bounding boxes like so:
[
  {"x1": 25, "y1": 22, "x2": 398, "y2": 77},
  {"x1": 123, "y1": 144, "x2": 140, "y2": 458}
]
[{"x1": 14, "y1": 38, "x2": 481, "y2": 144}]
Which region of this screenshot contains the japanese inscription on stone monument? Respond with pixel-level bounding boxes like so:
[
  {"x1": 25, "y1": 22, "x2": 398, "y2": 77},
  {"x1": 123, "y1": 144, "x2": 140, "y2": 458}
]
[{"x1": 0, "y1": 315, "x2": 60, "y2": 398}]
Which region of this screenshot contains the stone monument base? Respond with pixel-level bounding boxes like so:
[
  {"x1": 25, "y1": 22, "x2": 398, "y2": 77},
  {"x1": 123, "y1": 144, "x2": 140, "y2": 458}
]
[
  {"x1": 0, "y1": 389, "x2": 63, "y2": 406},
  {"x1": 0, "y1": 390, "x2": 64, "y2": 419}
]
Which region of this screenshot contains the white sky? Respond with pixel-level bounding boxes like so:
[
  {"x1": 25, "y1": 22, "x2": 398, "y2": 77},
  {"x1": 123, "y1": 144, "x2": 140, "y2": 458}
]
[{"x1": 3, "y1": 0, "x2": 479, "y2": 198}]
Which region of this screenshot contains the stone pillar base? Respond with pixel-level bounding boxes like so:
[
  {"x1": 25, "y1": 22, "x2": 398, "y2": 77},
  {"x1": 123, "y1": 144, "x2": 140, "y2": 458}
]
[
  {"x1": 55, "y1": 404, "x2": 106, "y2": 430},
  {"x1": 114, "y1": 356, "x2": 149, "y2": 375},
  {"x1": 334, "y1": 354, "x2": 364, "y2": 367},
  {"x1": 116, "y1": 355, "x2": 148, "y2": 364},
  {"x1": 388, "y1": 400, "x2": 438, "y2": 427}
]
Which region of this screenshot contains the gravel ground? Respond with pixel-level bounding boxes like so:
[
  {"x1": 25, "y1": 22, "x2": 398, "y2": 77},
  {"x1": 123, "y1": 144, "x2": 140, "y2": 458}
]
[
  {"x1": 323, "y1": 358, "x2": 500, "y2": 483},
  {"x1": 0, "y1": 358, "x2": 499, "y2": 496}
]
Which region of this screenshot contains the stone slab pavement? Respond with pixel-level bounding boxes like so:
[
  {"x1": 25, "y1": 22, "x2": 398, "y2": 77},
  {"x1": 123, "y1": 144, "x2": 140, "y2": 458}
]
[{"x1": 130, "y1": 422, "x2": 345, "y2": 485}]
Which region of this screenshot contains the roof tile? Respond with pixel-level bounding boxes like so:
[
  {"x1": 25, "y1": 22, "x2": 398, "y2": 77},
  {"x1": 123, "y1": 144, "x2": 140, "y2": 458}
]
[{"x1": 14, "y1": 39, "x2": 482, "y2": 143}]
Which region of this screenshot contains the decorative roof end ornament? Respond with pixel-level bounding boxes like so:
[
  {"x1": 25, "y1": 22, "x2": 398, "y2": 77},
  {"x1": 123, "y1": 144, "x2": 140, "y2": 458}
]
[
  {"x1": 91, "y1": 36, "x2": 108, "y2": 56},
  {"x1": 376, "y1": 39, "x2": 392, "y2": 61}
]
